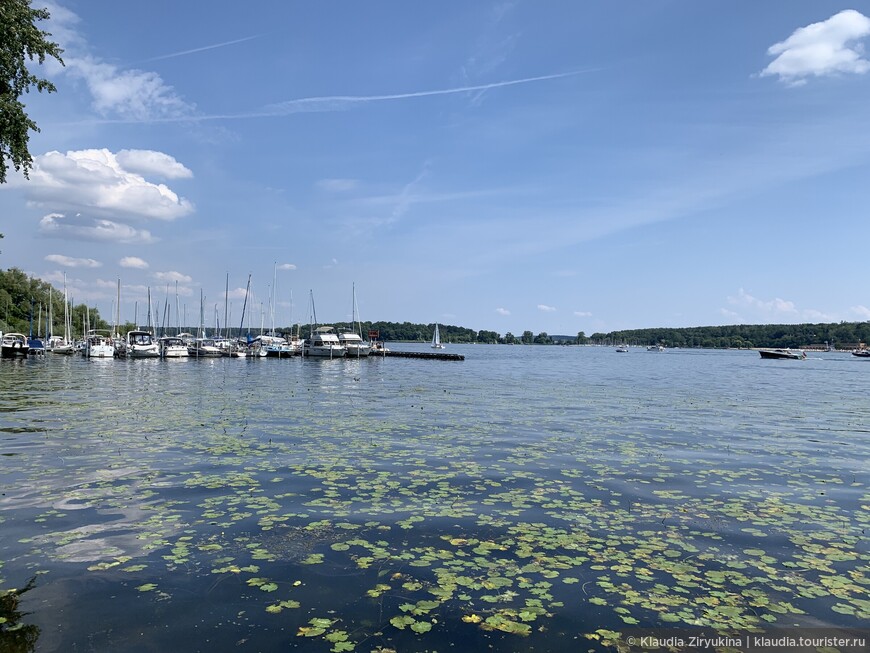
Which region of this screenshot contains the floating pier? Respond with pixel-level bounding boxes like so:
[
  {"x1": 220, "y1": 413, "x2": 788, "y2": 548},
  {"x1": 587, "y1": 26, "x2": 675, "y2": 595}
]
[{"x1": 381, "y1": 350, "x2": 465, "y2": 361}]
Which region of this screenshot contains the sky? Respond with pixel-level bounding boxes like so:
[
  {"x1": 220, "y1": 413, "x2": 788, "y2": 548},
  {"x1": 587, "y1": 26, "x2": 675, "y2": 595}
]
[{"x1": 2, "y1": 2, "x2": 870, "y2": 336}]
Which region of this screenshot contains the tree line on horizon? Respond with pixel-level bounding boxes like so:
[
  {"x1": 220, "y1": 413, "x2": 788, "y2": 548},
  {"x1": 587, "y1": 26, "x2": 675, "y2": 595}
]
[{"x1": 2, "y1": 268, "x2": 868, "y2": 348}]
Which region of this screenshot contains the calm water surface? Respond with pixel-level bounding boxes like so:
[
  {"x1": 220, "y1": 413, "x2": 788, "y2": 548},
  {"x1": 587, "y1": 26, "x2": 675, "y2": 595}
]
[{"x1": 1, "y1": 346, "x2": 867, "y2": 652}]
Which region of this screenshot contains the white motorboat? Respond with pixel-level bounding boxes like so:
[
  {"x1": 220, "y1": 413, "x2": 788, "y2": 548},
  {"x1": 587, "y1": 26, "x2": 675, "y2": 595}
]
[
  {"x1": 188, "y1": 338, "x2": 223, "y2": 358},
  {"x1": 1, "y1": 332, "x2": 29, "y2": 358},
  {"x1": 84, "y1": 331, "x2": 114, "y2": 358},
  {"x1": 339, "y1": 328, "x2": 371, "y2": 357},
  {"x1": 159, "y1": 336, "x2": 189, "y2": 358},
  {"x1": 304, "y1": 326, "x2": 346, "y2": 358},
  {"x1": 125, "y1": 330, "x2": 160, "y2": 358}
]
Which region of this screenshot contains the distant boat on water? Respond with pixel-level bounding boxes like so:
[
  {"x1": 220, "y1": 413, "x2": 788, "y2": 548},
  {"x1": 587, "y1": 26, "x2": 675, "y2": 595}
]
[
  {"x1": 431, "y1": 323, "x2": 445, "y2": 349},
  {"x1": 759, "y1": 348, "x2": 806, "y2": 360}
]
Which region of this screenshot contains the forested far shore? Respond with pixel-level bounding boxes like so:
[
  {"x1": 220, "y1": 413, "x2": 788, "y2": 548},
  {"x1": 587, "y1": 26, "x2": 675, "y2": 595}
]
[{"x1": 1, "y1": 268, "x2": 867, "y2": 349}]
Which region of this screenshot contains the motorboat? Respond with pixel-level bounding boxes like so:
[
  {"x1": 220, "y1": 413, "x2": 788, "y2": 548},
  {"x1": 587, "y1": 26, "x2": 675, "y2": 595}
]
[
  {"x1": 158, "y1": 336, "x2": 189, "y2": 358},
  {"x1": 338, "y1": 328, "x2": 371, "y2": 357},
  {"x1": 188, "y1": 338, "x2": 223, "y2": 358},
  {"x1": 304, "y1": 326, "x2": 346, "y2": 358},
  {"x1": 647, "y1": 345, "x2": 665, "y2": 351},
  {"x1": 852, "y1": 348, "x2": 870, "y2": 358},
  {"x1": 758, "y1": 348, "x2": 806, "y2": 360},
  {"x1": 84, "y1": 331, "x2": 114, "y2": 358},
  {"x1": 259, "y1": 334, "x2": 296, "y2": 358},
  {"x1": 1, "y1": 332, "x2": 29, "y2": 358},
  {"x1": 125, "y1": 330, "x2": 160, "y2": 358},
  {"x1": 615, "y1": 344, "x2": 629, "y2": 353}
]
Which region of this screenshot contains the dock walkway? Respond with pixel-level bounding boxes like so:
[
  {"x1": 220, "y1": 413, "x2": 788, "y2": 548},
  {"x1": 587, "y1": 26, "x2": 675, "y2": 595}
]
[{"x1": 380, "y1": 350, "x2": 465, "y2": 361}]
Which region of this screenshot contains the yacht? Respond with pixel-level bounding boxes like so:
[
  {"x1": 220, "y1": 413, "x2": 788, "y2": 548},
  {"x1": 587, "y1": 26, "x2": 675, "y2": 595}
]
[
  {"x1": 304, "y1": 326, "x2": 346, "y2": 358},
  {"x1": 84, "y1": 331, "x2": 114, "y2": 358},
  {"x1": 338, "y1": 328, "x2": 371, "y2": 357}
]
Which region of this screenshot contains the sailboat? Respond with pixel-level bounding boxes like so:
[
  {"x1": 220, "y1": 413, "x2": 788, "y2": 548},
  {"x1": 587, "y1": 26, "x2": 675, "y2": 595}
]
[
  {"x1": 431, "y1": 323, "x2": 445, "y2": 349},
  {"x1": 50, "y1": 273, "x2": 75, "y2": 354},
  {"x1": 339, "y1": 283, "x2": 371, "y2": 357}
]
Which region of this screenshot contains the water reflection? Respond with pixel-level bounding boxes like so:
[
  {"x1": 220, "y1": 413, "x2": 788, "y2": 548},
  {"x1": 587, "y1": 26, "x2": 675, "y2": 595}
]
[{"x1": 0, "y1": 577, "x2": 40, "y2": 653}]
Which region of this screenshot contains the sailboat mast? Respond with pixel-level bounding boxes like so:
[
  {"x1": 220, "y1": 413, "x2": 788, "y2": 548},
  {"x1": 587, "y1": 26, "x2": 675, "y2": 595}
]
[
  {"x1": 238, "y1": 274, "x2": 251, "y2": 339},
  {"x1": 224, "y1": 273, "x2": 229, "y2": 340}
]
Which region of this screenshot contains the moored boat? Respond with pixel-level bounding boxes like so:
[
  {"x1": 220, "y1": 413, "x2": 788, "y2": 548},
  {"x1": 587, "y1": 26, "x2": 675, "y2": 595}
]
[
  {"x1": 125, "y1": 330, "x2": 160, "y2": 358},
  {"x1": 84, "y1": 331, "x2": 114, "y2": 358},
  {"x1": 304, "y1": 326, "x2": 346, "y2": 358},
  {"x1": 159, "y1": 336, "x2": 189, "y2": 358},
  {"x1": 1, "y1": 333, "x2": 30, "y2": 358},
  {"x1": 188, "y1": 338, "x2": 223, "y2": 358}
]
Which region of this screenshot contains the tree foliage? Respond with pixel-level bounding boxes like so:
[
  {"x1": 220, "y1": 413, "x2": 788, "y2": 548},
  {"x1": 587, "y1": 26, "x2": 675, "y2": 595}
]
[
  {"x1": 0, "y1": 0, "x2": 64, "y2": 183},
  {"x1": 0, "y1": 267, "x2": 108, "y2": 336}
]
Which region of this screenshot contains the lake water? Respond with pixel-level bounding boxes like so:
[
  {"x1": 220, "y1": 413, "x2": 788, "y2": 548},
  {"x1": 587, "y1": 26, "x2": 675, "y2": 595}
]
[{"x1": 1, "y1": 345, "x2": 868, "y2": 652}]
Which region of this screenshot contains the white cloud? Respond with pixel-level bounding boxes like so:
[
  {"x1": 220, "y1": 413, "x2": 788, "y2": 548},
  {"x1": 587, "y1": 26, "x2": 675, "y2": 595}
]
[
  {"x1": 277, "y1": 263, "x2": 297, "y2": 271},
  {"x1": 119, "y1": 256, "x2": 149, "y2": 269},
  {"x1": 728, "y1": 288, "x2": 797, "y2": 314},
  {"x1": 495, "y1": 307, "x2": 511, "y2": 316},
  {"x1": 44, "y1": 254, "x2": 101, "y2": 268},
  {"x1": 41, "y1": 2, "x2": 194, "y2": 121},
  {"x1": 851, "y1": 305, "x2": 870, "y2": 319},
  {"x1": 39, "y1": 213, "x2": 156, "y2": 244},
  {"x1": 573, "y1": 311, "x2": 592, "y2": 317},
  {"x1": 226, "y1": 288, "x2": 249, "y2": 301},
  {"x1": 537, "y1": 304, "x2": 556, "y2": 312},
  {"x1": 115, "y1": 150, "x2": 193, "y2": 180},
  {"x1": 154, "y1": 271, "x2": 193, "y2": 283},
  {"x1": 760, "y1": 10, "x2": 870, "y2": 85},
  {"x1": 316, "y1": 178, "x2": 359, "y2": 192},
  {"x1": 18, "y1": 149, "x2": 194, "y2": 221}
]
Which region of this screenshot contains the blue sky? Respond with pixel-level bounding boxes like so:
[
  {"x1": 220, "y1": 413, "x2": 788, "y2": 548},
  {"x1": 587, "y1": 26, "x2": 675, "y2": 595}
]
[{"x1": 2, "y1": 2, "x2": 870, "y2": 336}]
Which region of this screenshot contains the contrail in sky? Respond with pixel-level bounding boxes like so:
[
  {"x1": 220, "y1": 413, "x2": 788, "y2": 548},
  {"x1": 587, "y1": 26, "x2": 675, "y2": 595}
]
[
  {"x1": 257, "y1": 69, "x2": 596, "y2": 117},
  {"x1": 143, "y1": 35, "x2": 263, "y2": 62},
  {"x1": 70, "y1": 68, "x2": 596, "y2": 124}
]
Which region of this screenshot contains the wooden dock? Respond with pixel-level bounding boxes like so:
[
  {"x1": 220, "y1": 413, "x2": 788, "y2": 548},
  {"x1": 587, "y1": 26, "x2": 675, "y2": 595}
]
[{"x1": 380, "y1": 350, "x2": 465, "y2": 361}]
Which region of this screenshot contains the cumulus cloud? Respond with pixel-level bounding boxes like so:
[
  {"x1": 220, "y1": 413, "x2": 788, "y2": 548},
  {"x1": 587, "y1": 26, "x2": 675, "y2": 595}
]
[
  {"x1": 760, "y1": 10, "x2": 870, "y2": 85},
  {"x1": 119, "y1": 256, "x2": 149, "y2": 269},
  {"x1": 495, "y1": 307, "x2": 511, "y2": 316},
  {"x1": 44, "y1": 254, "x2": 101, "y2": 268},
  {"x1": 728, "y1": 288, "x2": 797, "y2": 315},
  {"x1": 537, "y1": 304, "x2": 556, "y2": 312},
  {"x1": 226, "y1": 287, "x2": 249, "y2": 300},
  {"x1": 17, "y1": 149, "x2": 194, "y2": 221},
  {"x1": 154, "y1": 271, "x2": 193, "y2": 283},
  {"x1": 277, "y1": 263, "x2": 297, "y2": 271},
  {"x1": 39, "y1": 213, "x2": 156, "y2": 244},
  {"x1": 115, "y1": 150, "x2": 193, "y2": 179}
]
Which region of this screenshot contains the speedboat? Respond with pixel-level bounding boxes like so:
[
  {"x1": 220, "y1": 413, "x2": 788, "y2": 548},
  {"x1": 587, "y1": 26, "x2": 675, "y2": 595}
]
[
  {"x1": 1, "y1": 333, "x2": 29, "y2": 358},
  {"x1": 852, "y1": 348, "x2": 870, "y2": 358},
  {"x1": 647, "y1": 345, "x2": 664, "y2": 351},
  {"x1": 758, "y1": 348, "x2": 806, "y2": 360},
  {"x1": 615, "y1": 344, "x2": 629, "y2": 353}
]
